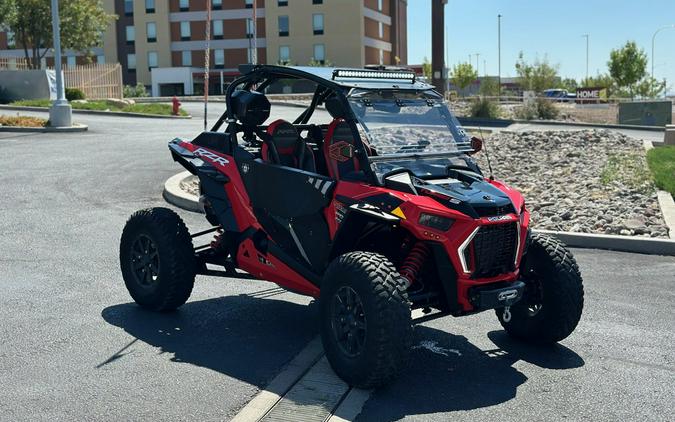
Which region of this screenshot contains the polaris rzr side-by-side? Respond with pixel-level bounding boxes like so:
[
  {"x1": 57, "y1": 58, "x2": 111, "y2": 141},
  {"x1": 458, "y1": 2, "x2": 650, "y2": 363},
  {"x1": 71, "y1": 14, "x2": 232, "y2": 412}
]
[{"x1": 120, "y1": 65, "x2": 584, "y2": 388}]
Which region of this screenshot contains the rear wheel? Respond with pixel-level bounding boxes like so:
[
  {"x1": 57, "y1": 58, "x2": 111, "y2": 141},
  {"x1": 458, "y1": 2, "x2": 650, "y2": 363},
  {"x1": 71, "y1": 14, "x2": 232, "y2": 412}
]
[
  {"x1": 120, "y1": 207, "x2": 196, "y2": 311},
  {"x1": 496, "y1": 233, "x2": 584, "y2": 343},
  {"x1": 320, "y1": 252, "x2": 412, "y2": 388}
]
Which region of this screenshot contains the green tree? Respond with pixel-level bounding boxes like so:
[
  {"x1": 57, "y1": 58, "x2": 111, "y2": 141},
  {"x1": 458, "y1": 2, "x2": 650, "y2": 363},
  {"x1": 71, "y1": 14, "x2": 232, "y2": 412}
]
[
  {"x1": 634, "y1": 76, "x2": 666, "y2": 99},
  {"x1": 0, "y1": 0, "x2": 114, "y2": 69},
  {"x1": 560, "y1": 78, "x2": 578, "y2": 92},
  {"x1": 515, "y1": 52, "x2": 560, "y2": 93},
  {"x1": 450, "y1": 62, "x2": 478, "y2": 96},
  {"x1": 608, "y1": 41, "x2": 647, "y2": 100},
  {"x1": 421, "y1": 56, "x2": 432, "y2": 79},
  {"x1": 479, "y1": 76, "x2": 500, "y2": 96}
]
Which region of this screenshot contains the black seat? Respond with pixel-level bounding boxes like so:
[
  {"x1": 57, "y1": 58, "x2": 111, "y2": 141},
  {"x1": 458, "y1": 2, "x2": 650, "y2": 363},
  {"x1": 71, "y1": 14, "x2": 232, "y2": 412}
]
[{"x1": 262, "y1": 119, "x2": 316, "y2": 172}]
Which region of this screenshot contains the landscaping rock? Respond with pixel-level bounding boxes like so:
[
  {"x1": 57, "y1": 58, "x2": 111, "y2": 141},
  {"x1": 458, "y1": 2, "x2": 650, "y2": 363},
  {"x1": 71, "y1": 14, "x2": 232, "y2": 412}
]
[{"x1": 474, "y1": 129, "x2": 670, "y2": 238}]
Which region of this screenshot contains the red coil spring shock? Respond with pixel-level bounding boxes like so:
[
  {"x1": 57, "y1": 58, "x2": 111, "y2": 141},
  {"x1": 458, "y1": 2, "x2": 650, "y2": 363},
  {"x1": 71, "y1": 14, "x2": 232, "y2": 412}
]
[{"x1": 399, "y1": 242, "x2": 430, "y2": 286}]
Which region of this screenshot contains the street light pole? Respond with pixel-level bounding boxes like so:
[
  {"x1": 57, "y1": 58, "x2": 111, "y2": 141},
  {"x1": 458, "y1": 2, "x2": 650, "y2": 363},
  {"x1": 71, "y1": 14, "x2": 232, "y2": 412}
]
[
  {"x1": 49, "y1": 0, "x2": 71, "y2": 127},
  {"x1": 497, "y1": 14, "x2": 502, "y2": 99},
  {"x1": 652, "y1": 25, "x2": 675, "y2": 79},
  {"x1": 582, "y1": 34, "x2": 589, "y2": 83},
  {"x1": 475, "y1": 53, "x2": 480, "y2": 72}
]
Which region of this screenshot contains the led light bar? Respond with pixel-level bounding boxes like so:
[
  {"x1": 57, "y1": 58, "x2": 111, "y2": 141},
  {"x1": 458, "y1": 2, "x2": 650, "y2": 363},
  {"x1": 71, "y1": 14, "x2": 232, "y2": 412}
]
[{"x1": 332, "y1": 69, "x2": 416, "y2": 82}]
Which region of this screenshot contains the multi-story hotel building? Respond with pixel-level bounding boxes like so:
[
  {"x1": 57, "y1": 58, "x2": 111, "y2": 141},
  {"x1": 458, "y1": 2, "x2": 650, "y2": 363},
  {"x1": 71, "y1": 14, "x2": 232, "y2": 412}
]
[{"x1": 0, "y1": 0, "x2": 407, "y2": 96}]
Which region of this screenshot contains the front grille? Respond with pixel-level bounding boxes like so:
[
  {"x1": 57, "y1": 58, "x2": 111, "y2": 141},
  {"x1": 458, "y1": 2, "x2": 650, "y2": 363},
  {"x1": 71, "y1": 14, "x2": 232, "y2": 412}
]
[
  {"x1": 474, "y1": 204, "x2": 515, "y2": 217},
  {"x1": 471, "y1": 223, "x2": 518, "y2": 278}
]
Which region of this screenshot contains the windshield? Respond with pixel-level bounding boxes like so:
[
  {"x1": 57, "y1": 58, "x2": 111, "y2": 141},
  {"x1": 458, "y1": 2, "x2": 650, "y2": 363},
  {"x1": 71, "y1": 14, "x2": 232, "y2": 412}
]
[{"x1": 348, "y1": 91, "x2": 472, "y2": 158}]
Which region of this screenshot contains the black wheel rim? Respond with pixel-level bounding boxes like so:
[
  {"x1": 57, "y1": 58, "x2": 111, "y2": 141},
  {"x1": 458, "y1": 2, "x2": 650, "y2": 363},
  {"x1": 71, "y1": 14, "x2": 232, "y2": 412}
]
[
  {"x1": 522, "y1": 267, "x2": 544, "y2": 317},
  {"x1": 130, "y1": 234, "x2": 160, "y2": 288},
  {"x1": 330, "y1": 286, "x2": 367, "y2": 358}
]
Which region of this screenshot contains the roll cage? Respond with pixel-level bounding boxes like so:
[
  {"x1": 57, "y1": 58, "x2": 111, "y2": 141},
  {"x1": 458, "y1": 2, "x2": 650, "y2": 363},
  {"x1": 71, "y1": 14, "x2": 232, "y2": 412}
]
[{"x1": 209, "y1": 64, "x2": 441, "y2": 186}]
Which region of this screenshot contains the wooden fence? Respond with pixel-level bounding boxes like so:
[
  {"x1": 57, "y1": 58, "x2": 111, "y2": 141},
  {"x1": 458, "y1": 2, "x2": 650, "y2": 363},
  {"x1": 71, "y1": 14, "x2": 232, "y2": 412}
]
[
  {"x1": 0, "y1": 57, "x2": 31, "y2": 70},
  {"x1": 62, "y1": 63, "x2": 123, "y2": 99},
  {"x1": 0, "y1": 58, "x2": 123, "y2": 99}
]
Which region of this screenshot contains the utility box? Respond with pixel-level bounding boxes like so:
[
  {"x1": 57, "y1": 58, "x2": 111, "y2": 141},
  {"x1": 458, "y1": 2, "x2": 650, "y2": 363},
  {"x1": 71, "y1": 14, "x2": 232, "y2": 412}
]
[
  {"x1": 665, "y1": 125, "x2": 675, "y2": 146},
  {"x1": 618, "y1": 101, "x2": 672, "y2": 127},
  {"x1": 0, "y1": 70, "x2": 60, "y2": 102}
]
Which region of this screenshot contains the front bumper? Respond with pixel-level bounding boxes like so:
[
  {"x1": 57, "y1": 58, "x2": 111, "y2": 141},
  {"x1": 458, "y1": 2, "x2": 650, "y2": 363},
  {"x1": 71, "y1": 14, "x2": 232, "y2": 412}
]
[{"x1": 468, "y1": 280, "x2": 525, "y2": 311}]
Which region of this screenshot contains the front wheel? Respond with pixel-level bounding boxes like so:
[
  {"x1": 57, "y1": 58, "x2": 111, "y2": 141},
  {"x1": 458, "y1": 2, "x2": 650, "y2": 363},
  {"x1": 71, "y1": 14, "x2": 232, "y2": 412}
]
[
  {"x1": 320, "y1": 252, "x2": 412, "y2": 388},
  {"x1": 496, "y1": 233, "x2": 584, "y2": 344},
  {"x1": 120, "y1": 207, "x2": 196, "y2": 311}
]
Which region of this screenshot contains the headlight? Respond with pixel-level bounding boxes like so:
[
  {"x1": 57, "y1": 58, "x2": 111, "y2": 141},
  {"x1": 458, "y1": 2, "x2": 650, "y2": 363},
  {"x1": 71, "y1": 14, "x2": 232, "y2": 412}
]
[{"x1": 419, "y1": 213, "x2": 454, "y2": 231}]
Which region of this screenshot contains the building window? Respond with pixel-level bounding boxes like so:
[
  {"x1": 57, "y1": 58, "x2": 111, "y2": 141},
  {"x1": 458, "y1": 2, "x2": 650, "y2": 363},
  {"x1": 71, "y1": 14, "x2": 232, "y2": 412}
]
[
  {"x1": 213, "y1": 20, "x2": 223, "y2": 39},
  {"x1": 379, "y1": 49, "x2": 384, "y2": 65},
  {"x1": 148, "y1": 51, "x2": 158, "y2": 70},
  {"x1": 66, "y1": 56, "x2": 76, "y2": 67},
  {"x1": 313, "y1": 0, "x2": 323, "y2": 3},
  {"x1": 125, "y1": 26, "x2": 135, "y2": 44},
  {"x1": 378, "y1": 22, "x2": 383, "y2": 39},
  {"x1": 127, "y1": 53, "x2": 137, "y2": 71},
  {"x1": 212, "y1": 0, "x2": 222, "y2": 10},
  {"x1": 312, "y1": 13, "x2": 324, "y2": 35},
  {"x1": 181, "y1": 50, "x2": 192, "y2": 66},
  {"x1": 313, "y1": 44, "x2": 325, "y2": 64},
  {"x1": 180, "y1": 21, "x2": 191, "y2": 41},
  {"x1": 145, "y1": 0, "x2": 155, "y2": 13},
  {"x1": 246, "y1": 19, "x2": 255, "y2": 38},
  {"x1": 245, "y1": 0, "x2": 253, "y2": 8},
  {"x1": 279, "y1": 46, "x2": 290, "y2": 64},
  {"x1": 124, "y1": 0, "x2": 133, "y2": 16},
  {"x1": 377, "y1": 0, "x2": 383, "y2": 11},
  {"x1": 278, "y1": 0, "x2": 288, "y2": 6},
  {"x1": 97, "y1": 55, "x2": 105, "y2": 64},
  {"x1": 147, "y1": 22, "x2": 157, "y2": 42},
  {"x1": 179, "y1": 0, "x2": 189, "y2": 11},
  {"x1": 278, "y1": 16, "x2": 289, "y2": 37},
  {"x1": 214, "y1": 49, "x2": 225, "y2": 68}
]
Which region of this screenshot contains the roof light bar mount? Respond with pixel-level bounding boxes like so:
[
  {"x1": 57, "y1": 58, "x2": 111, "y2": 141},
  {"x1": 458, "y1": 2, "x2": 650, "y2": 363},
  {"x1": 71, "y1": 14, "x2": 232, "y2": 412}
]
[{"x1": 332, "y1": 68, "x2": 416, "y2": 83}]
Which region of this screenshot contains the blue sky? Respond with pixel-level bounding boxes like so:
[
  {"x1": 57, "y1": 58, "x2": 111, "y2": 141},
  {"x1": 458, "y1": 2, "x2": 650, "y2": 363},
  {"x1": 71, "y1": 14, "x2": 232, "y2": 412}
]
[{"x1": 407, "y1": 0, "x2": 675, "y2": 92}]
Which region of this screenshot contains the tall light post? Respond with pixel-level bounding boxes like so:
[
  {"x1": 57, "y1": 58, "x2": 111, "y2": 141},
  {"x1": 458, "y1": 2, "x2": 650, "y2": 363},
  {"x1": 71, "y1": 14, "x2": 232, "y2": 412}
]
[
  {"x1": 497, "y1": 14, "x2": 502, "y2": 99},
  {"x1": 474, "y1": 53, "x2": 480, "y2": 72},
  {"x1": 652, "y1": 25, "x2": 675, "y2": 79},
  {"x1": 49, "y1": 0, "x2": 71, "y2": 127},
  {"x1": 582, "y1": 34, "x2": 589, "y2": 83}
]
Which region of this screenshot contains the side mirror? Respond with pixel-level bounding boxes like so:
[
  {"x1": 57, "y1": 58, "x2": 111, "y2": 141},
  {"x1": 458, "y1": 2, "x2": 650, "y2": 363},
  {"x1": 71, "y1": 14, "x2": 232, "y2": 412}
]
[{"x1": 469, "y1": 136, "x2": 483, "y2": 155}]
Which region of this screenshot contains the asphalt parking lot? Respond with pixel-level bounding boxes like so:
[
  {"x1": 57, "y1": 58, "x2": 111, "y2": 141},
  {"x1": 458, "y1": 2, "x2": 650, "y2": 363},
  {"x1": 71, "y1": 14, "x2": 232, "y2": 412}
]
[{"x1": 1, "y1": 106, "x2": 673, "y2": 421}]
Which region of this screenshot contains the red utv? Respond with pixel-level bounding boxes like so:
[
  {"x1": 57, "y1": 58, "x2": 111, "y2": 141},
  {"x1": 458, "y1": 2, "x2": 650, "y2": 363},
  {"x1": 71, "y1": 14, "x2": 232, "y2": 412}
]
[{"x1": 120, "y1": 65, "x2": 584, "y2": 388}]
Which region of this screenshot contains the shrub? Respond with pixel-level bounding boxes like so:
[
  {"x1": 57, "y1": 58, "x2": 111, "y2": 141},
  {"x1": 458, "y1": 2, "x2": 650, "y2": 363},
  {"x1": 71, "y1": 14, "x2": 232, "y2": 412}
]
[
  {"x1": 515, "y1": 98, "x2": 560, "y2": 120},
  {"x1": 470, "y1": 97, "x2": 501, "y2": 119},
  {"x1": 65, "y1": 88, "x2": 86, "y2": 101},
  {"x1": 123, "y1": 83, "x2": 149, "y2": 98}
]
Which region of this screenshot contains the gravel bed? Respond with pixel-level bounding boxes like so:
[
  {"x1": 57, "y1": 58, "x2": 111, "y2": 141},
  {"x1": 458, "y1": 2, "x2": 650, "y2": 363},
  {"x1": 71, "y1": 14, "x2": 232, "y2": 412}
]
[
  {"x1": 474, "y1": 130, "x2": 669, "y2": 238},
  {"x1": 178, "y1": 129, "x2": 670, "y2": 238}
]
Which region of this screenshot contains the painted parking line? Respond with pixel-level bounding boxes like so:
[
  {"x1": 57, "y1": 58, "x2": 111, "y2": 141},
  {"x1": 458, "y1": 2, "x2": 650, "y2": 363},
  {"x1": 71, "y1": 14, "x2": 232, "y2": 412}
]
[{"x1": 231, "y1": 337, "x2": 373, "y2": 422}]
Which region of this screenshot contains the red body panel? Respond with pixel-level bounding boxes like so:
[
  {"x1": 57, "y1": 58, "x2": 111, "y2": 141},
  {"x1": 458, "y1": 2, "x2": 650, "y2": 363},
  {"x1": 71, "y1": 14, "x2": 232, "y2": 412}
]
[{"x1": 180, "y1": 140, "x2": 530, "y2": 311}]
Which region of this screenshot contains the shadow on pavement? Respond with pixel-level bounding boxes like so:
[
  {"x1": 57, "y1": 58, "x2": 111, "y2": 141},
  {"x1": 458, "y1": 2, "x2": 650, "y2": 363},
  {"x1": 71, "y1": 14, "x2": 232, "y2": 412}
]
[
  {"x1": 100, "y1": 291, "x2": 318, "y2": 389},
  {"x1": 357, "y1": 326, "x2": 584, "y2": 421}
]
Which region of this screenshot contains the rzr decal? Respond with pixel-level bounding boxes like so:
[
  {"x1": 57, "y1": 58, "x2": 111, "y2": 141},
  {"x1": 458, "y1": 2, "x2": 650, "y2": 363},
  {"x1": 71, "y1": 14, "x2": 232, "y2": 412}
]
[
  {"x1": 487, "y1": 215, "x2": 514, "y2": 222},
  {"x1": 194, "y1": 147, "x2": 230, "y2": 166}
]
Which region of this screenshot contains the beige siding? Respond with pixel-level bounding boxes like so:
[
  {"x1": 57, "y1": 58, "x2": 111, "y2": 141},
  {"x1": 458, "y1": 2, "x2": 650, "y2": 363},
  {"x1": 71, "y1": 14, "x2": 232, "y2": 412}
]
[{"x1": 265, "y1": 1, "x2": 364, "y2": 67}]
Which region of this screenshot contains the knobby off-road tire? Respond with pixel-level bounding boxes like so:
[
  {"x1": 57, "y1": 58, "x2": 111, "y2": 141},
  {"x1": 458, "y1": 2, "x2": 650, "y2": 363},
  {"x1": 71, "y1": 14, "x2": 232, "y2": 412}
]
[
  {"x1": 496, "y1": 233, "x2": 584, "y2": 344},
  {"x1": 320, "y1": 252, "x2": 413, "y2": 388},
  {"x1": 120, "y1": 207, "x2": 196, "y2": 312}
]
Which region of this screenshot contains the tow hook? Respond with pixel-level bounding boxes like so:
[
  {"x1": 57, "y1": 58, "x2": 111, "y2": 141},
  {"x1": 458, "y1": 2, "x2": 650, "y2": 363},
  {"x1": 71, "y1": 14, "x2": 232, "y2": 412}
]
[{"x1": 503, "y1": 306, "x2": 512, "y2": 322}]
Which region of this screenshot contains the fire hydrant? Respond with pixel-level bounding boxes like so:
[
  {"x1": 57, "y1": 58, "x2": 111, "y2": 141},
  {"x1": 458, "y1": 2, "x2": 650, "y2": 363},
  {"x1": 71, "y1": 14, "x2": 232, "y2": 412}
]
[{"x1": 172, "y1": 96, "x2": 181, "y2": 116}]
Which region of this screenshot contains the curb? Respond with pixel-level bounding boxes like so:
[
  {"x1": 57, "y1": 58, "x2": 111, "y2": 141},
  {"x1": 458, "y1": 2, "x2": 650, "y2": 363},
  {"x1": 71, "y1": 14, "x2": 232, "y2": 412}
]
[
  {"x1": 162, "y1": 171, "x2": 203, "y2": 213},
  {"x1": 0, "y1": 105, "x2": 192, "y2": 119},
  {"x1": 163, "y1": 171, "x2": 675, "y2": 256},
  {"x1": 532, "y1": 229, "x2": 675, "y2": 256},
  {"x1": 457, "y1": 116, "x2": 666, "y2": 132},
  {"x1": 0, "y1": 123, "x2": 88, "y2": 133},
  {"x1": 643, "y1": 139, "x2": 675, "y2": 239}
]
